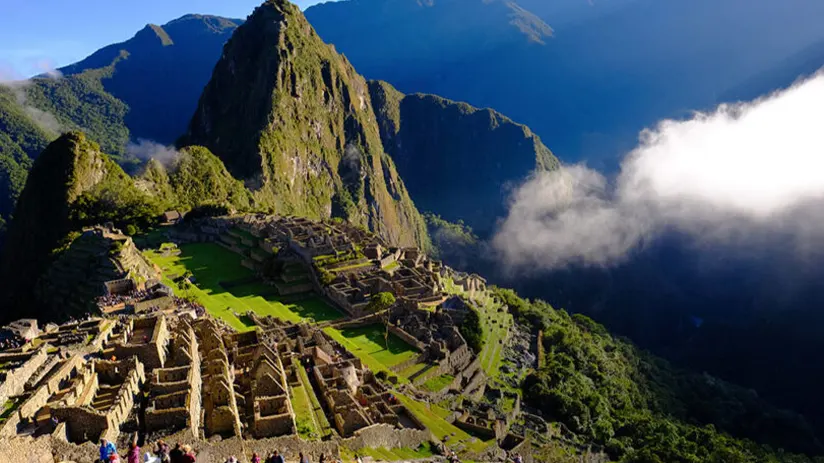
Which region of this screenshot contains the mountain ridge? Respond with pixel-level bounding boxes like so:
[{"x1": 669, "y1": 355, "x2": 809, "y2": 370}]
[{"x1": 183, "y1": 0, "x2": 432, "y2": 249}]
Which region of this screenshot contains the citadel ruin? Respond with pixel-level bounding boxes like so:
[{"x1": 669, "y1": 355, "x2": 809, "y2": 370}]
[{"x1": 0, "y1": 215, "x2": 546, "y2": 463}]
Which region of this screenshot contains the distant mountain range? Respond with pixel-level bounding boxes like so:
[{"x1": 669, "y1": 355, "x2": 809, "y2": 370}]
[
  {"x1": 0, "y1": 5, "x2": 560, "y2": 243},
  {"x1": 0, "y1": 14, "x2": 242, "y2": 236},
  {"x1": 306, "y1": 0, "x2": 824, "y2": 170}
]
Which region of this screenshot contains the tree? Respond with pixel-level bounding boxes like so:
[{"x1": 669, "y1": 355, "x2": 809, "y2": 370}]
[
  {"x1": 367, "y1": 292, "x2": 396, "y2": 312},
  {"x1": 459, "y1": 305, "x2": 483, "y2": 352}
]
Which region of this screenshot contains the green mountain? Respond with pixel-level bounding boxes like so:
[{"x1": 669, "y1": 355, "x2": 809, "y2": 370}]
[
  {"x1": 499, "y1": 288, "x2": 823, "y2": 461},
  {"x1": 182, "y1": 0, "x2": 430, "y2": 249},
  {"x1": 0, "y1": 14, "x2": 241, "y2": 240},
  {"x1": 58, "y1": 14, "x2": 242, "y2": 145},
  {"x1": 369, "y1": 80, "x2": 558, "y2": 234},
  {"x1": 0, "y1": 131, "x2": 253, "y2": 320},
  {"x1": 135, "y1": 146, "x2": 253, "y2": 211},
  {"x1": 0, "y1": 86, "x2": 48, "y2": 232},
  {"x1": 0, "y1": 132, "x2": 160, "y2": 317}
]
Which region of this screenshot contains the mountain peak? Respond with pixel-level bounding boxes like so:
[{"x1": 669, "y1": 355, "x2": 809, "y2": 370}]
[
  {"x1": 184, "y1": 0, "x2": 430, "y2": 249},
  {"x1": 136, "y1": 24, "x2": 174, "y2": 46}
]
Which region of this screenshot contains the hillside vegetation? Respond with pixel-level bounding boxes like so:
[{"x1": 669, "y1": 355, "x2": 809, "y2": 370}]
[
  {"x1": 494, "y1": 288, "x2": 823, "y2": 462},
  {"x1": 0, "y1": 87, "x2": 48, "y2": 233}
]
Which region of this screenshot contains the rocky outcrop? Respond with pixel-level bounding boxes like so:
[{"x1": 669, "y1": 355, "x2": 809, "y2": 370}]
[
  {"x1": 184, "y1": 0, "x2": 429, "y2": 249},
  {"x1": 0, "y1": 132, "x2": 154, "y2": 320}
]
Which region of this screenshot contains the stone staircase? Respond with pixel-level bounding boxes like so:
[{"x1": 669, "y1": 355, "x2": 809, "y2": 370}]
[{"x1": 92, "y1": 385, "x2": 120, "y2": 411}]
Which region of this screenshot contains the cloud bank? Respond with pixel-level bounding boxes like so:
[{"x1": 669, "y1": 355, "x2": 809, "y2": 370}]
[
  {"x1": 494, "y1": 69, "x2": 824, "y2": 270},
  {"x1": 0, "y1": 66, "x2": 64, "y2": 134}
]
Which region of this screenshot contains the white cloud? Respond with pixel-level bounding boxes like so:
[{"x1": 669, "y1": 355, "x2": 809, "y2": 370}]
[
  {"x1": 127, "y1": 139, "x2": 181, "y2": 167},
  {"x1": 494, "y1": 69, "x2": 824, "y2": 270}
]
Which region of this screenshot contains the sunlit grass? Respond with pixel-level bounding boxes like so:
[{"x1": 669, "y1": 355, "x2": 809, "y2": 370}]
[{"x1": 143, "y1": 242, "x2": 342, "y2": 331}]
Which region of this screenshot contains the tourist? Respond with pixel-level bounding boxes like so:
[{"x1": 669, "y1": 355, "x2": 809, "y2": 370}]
[
  {"x1": 127, "y1": 433, "x2": 141, "y2": 463},
  {"x1": 100, "y1": 438, "x2": 117, "y2": 463},
  {"x1": 155, "y1": 440, "x2": 170, "y2": 463},
  {"x1": 298, "y1": 451, "x2": 309, "y2": 463},
  {"x1": 109, "y1": 453, "x2": 122, "y2": 463},
  {"x1": 271, "y1": 449, "x2": 285, "y2": 463},
  {"x1": 225, "y1": 457, "x2": 238, "y2": 463},
  {"x1": 318, "y1": 454, "x2": 326, "y2": 463},
  {"x1": 170, "y1": 443, "x2": 184, "y2": 463},
  {"x1": 182, "y1": 445, "x2": 196, "y2": 463},
  {"x1": 513, "y1": 453, "x2": 523, "y2": 463},
  {"x1": 251, "y1": 452, "x2": 261, "y2": 463}
]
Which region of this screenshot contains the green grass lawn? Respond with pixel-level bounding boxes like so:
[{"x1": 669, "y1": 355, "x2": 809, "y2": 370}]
[
  {"x1": 293, "y1": 358, "x2": 333, "y2": 439},
  {"x1": 396, "y1": 393, "x2": 490, "y2": 454},
  {"x1": 422, "y1": 374, "x2": 455, "y2": 392},
  {"x1": 143, "y1": 242, "x2": 343, "y2": 331},
  {"x1": 443, "y1": 278, "x2": 512, "y2": 378},
  {"x1": 289, "y1": 383, "x2": 318, "y2": 439},
  {"x1": 356, "y1": 442, "x2": 436, "y2": 461},
  {"x1": 323, "y1": 325, "x2": 419, "y2": 376}
]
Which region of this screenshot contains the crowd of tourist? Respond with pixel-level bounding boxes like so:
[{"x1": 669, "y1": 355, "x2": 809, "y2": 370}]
[
  {"x1": 99, "y1": 438, "x2": 196, "y2": 463},
  {"x1": 100, "y1": 439, "x2": 355, "y2": 463},
  {"x1": 0, "y1": 332, "x2": 24, "y2": 350},
  {"x1": 173, "y1": 297, "x2": 206, "y2": 317},
  {"x1": 97, "y1": 288, "x2": 155, "y2": 307}
]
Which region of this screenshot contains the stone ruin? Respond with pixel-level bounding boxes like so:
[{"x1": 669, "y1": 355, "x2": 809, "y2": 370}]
[
  {"x1": 323, "y1": 249, "x2": 446, "y2": 317},
  {"x1": 50, "y1": 357, "x2": 146, "y2": 443},
  {"x1": 108, "y1": 315, "x2": 170, "y2": 370},
  {"x1": 312, "y1": 359, "x2": 417, "y2": 437},
  {"x1": 0, "y1": 310, "x2": 441, "y2": 463},
  {"x1": 145, "y1": 318, "x2": 202, "y2": 438},
  {"x1": 386, "y1": 300, "x2": 483, "y2": 393},
  {"x1": 246, "y1": 311, "x2": 425, "y2": 438}
]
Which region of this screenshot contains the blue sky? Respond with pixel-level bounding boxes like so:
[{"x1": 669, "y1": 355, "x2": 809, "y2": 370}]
[{"x1": 0, "y1": 0, "x2": 324, "y2": 79}]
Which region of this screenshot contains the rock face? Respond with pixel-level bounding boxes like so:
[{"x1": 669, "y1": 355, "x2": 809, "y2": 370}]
[
  {"x1": 0, "y1": 132, "x2": 143, "y2": 318},
  {"x1": 184, "y1": 0, "x2": 429, "y2": 249},
  {"x1": 369, "y1": 80, "x2": 558, "y2": 234}
]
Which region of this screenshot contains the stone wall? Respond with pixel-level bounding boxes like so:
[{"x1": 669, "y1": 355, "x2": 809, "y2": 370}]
[
  {"x1": 188, "y1": 330, "x2": 203, "y2": 437},
  {"x1": 24, "y1": 352, "x2": 62, "y2": 391},
  {"x1": 391, "y1": 353, "x2": 428, "y2": 376},
  {"x1": 0, "y1": 347, "x2": 48, "y2": 406},
  {"x1": 7, "y1": 354, "x2": 84, "y2": 432},
  {"x1": 253, "y1": 412, "x2": 295, "y2": 438},
  {"x1": 52, "y1": 406, "x2": 110, "y2": 443},
  {"x1": 112, "y1": 316, "x2": 169, "y2": 370},
  {"x1": 342, "y1": 424, "x2": 433, "y2": 451},
  {"x1": 146, "y1": 405, "x2": 190, "y2": 432},
  {"x1": 387, "y1": 325, "x2": 426, "y2": 351}
]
